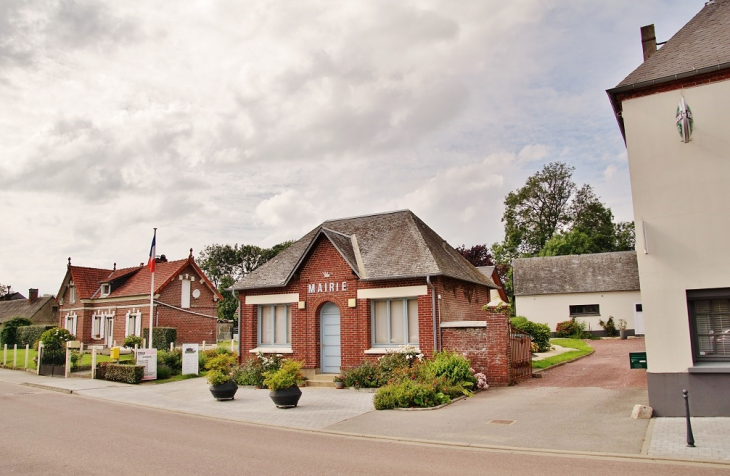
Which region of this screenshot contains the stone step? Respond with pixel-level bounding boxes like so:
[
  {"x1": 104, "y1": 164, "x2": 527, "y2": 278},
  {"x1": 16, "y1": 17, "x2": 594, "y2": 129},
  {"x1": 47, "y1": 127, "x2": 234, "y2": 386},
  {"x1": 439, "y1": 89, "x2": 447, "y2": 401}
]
[{"x1": 305, "y1": 373, "x2": 338, "y2": 388}]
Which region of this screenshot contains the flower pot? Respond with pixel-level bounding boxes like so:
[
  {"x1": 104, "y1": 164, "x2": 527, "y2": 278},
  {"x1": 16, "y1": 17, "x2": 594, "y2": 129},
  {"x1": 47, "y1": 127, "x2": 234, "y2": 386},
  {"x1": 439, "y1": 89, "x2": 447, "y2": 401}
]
[
  {"x1": 270, "y1": 385, "x2": 302, "y2": 408},
  {"x1": 334, "y1": 381, "x2": 345, "y2": 389},
  {"x1": 620, "y1": 330, "x2": 628, "y2": 340},
  {"x1": 209, "y1": 380, "x2": 238, "y2": 401}
]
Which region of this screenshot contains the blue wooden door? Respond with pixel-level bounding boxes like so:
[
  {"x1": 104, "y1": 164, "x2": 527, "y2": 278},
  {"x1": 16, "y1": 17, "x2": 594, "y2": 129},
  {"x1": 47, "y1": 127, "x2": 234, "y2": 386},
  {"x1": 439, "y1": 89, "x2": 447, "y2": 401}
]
[{"x1": 320, "y1": 302, "x2": 341, "y2": 373}]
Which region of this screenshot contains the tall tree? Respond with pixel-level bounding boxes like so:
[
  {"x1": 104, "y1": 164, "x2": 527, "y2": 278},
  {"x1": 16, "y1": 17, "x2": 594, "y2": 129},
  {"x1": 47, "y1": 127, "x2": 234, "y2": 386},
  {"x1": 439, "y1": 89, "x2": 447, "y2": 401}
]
[
  {"x1": 455, "y1": 244, "x2": 493, "y2": 267},
  {"x1": 0, "y1": 283, "x2": 7, "y2": 297},
  {"x1": 502, "y1": 162, "x2": 576, "y2": 256}
]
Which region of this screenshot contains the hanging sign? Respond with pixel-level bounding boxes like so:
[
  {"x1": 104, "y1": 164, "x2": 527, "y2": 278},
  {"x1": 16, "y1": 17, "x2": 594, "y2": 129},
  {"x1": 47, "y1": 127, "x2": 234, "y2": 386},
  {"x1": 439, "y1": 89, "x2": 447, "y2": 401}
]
[{"x1": 676, "y1": 97, "x2": 693, "y2": 143}]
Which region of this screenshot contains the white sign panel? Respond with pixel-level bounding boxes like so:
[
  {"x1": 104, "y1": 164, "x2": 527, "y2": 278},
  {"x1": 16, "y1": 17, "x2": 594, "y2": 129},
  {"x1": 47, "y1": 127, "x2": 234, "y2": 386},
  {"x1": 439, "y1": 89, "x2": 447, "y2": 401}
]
[
  {"x1": 136, "y1": 349, "x2": 158, "y2": 381},
  {"x1": 182, "y1": 344, "x2": 199, "y2": 375}
]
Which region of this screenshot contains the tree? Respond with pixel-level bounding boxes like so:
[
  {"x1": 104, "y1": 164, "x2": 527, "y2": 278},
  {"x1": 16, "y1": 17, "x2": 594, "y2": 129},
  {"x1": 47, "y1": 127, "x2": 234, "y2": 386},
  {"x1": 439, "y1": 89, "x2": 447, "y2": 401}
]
[
  {"x1": 0, "y1": 283, "x2": 7, "y2": 297},
  {"x1": 502, "y1": 162, "x2": 576, "y2": 256},
  {"x1": 455, "y1": 244, "x2": 493, "y2": 267},
  {"x1": 0, "y1": 317, "x2": 33, "y2": 346},
  {"x1": 614, "y1": 221, "x2": 636, "y2": 251},
  {"x1": 198, "y1": 241, "x2": 295, "y2": 321}
]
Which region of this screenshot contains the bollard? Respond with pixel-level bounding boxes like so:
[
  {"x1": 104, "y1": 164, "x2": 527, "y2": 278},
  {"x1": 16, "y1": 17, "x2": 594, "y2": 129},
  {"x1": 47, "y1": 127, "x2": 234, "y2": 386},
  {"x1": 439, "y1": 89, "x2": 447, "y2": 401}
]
[
  {"x1": 25, "y1": 344, "x2": 29, "y2": 369},
  {"x1": 91, "y1": 348, "x2": 97, "y2": 380},
  {"x1": 170, "y1": 342, "x2": 174, "y2": 352},
  {"x1": 13, "y1": 344, "x2": 17, "y2": 368},
  {"x1": 3, "y1": 344, "x2": 6, "y2": 366},
  {"x1": 683, "y1": 389, "x2": 695, "y2": 447},
  {"x1": 231, "y1": 338, "x2": 235, "y2": 352},
  {"x1": 37, "y1": 342, "x2": 43, "y2": 375}
]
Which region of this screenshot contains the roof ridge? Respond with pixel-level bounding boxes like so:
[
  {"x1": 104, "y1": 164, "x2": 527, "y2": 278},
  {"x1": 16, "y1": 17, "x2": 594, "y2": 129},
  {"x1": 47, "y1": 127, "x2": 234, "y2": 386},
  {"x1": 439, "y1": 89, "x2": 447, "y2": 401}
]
[{"x1": 323, "y1": 209, "x2": 411, "y2": 223}]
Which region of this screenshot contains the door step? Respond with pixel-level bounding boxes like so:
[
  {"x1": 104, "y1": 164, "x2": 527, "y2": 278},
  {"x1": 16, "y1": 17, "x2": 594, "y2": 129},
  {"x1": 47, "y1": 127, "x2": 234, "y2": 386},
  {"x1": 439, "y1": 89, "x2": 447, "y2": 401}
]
[{"x1": 305, "y1": 373, "x2": 338, "y2": 388}]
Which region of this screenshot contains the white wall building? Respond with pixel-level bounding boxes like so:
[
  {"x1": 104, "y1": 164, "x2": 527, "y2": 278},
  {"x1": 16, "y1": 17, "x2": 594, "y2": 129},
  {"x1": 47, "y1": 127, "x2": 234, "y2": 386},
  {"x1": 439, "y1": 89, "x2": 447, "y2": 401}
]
[
  {"x1": 513, "y1": 251, "x2": 642, "y2": 336},
  {"x1": 607, "y1": 0, "x2": 730, "y2": 416}
]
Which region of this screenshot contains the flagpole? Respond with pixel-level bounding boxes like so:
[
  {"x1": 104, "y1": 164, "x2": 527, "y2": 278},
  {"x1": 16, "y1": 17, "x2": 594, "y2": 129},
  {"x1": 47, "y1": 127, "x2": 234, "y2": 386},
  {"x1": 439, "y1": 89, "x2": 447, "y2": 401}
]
[{"x1": 149, "y1": 228, "x2": 156, "y2": 349}]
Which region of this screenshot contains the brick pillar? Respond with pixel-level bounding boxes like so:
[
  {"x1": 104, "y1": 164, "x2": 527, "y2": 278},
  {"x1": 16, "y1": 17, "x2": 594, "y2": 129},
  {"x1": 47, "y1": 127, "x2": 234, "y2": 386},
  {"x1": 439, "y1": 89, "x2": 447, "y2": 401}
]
[{"x1": 485, "y1": 306, "x2": 511, "y2": 386}]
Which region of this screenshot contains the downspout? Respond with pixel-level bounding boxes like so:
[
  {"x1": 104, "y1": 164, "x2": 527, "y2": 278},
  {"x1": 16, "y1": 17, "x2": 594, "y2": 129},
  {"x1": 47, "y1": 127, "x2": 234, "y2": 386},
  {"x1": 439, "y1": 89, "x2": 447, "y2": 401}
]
[{"x1": 426, "y1": 275, "x2": 437, "y2": 352}]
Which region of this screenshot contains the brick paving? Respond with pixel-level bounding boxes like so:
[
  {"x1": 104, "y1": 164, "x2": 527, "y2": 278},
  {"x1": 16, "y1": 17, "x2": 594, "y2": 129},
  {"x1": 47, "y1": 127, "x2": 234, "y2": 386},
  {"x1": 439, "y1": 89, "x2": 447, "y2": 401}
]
[{"x1": 649, "y1": 417, "x2": 730, "y2": 462}]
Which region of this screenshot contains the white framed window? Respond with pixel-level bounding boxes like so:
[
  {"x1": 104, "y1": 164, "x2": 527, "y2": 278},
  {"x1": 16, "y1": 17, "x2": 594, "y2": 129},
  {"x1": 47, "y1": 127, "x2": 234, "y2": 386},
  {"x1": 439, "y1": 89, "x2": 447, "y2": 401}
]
[
  {"x1": 125, "y1": 310, "x2": 142, "y2": 337},
  {"x1": 92, "y1": 311, "x2": 113, "y2": 339},
  {"x1": 101, "y1": 284, "x2": 110, "y2": 297},
  {"x1": 258, "y1": 304, "x2": 292, "y2": 346},
  {"x1": 69, "y1": 282, "x2": 76, "y2": 304},
  {"x1": 372, "y1": 298, "x2": 418, "y2": 346},
  {"x1": 181, "y1": 279, "x2": 191, "y2": 308},
  {"x1": 64, "y1": 312, "x2": 78, "y2": 336}
]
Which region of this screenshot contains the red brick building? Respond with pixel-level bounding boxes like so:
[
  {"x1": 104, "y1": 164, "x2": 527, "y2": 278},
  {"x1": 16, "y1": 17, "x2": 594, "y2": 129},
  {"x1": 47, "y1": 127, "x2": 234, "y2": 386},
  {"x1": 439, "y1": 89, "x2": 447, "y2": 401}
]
[
  {"x1": 232, "y1": 210, "x2": 514, "y2": 386},
  {"x1": 56, "y1": 251, "x2": 221, "y2": 347}
]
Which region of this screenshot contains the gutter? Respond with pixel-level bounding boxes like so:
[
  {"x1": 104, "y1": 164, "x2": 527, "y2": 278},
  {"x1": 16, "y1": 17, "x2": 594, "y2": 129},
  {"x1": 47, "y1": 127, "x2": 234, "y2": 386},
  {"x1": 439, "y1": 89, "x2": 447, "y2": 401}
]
[{"x1": 426, "y1": 275, "x2": 438, "y2": 353}]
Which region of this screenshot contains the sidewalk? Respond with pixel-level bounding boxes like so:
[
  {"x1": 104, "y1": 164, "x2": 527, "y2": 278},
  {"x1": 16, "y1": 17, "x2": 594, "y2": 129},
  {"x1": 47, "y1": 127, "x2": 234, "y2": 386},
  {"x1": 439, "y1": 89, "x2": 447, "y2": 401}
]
[{"x1": 2, "y1": 367, "x2": 729, "y2": 465}]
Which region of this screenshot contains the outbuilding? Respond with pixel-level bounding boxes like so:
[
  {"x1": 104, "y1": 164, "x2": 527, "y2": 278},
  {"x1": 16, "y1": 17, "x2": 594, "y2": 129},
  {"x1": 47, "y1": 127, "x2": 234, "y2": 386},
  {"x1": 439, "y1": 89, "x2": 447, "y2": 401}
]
[{"x1": 232, "y1": 210, "x2": 519, "y2": 386}]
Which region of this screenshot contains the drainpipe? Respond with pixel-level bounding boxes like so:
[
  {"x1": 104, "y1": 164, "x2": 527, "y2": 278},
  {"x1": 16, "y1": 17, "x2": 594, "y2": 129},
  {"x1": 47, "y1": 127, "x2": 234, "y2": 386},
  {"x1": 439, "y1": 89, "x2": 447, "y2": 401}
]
[{"x1": 426, "y1": 275, "x2": 437, "y2": 352}]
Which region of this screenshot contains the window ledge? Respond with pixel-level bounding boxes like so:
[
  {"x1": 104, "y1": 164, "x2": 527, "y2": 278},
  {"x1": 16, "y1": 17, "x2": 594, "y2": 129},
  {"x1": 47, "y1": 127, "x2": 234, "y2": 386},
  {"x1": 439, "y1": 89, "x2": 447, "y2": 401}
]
[
  {"x1": 249, "y1": 347, "x2": 293, "y2": 354},
  {"x1": 688, "y1": 363, "x2": 730, "y2": 374},
  {"x1": 364, "y1": 347, "x2": 421, "y2": 355},
  {"x1": 440, "y1": 321, "x2": 486, "y2": 328}
]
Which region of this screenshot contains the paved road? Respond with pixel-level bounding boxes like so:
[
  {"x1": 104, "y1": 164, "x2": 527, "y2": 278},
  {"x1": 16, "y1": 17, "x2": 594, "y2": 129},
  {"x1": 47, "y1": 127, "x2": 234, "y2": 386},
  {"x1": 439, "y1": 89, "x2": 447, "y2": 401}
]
[{"x1": 1, "y1": 381, "x2": 728, "y2": 476}]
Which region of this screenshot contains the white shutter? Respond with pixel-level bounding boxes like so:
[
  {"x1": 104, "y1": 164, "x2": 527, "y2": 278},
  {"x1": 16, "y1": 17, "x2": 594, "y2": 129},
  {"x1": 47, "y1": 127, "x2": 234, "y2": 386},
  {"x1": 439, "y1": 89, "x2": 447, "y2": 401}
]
[{"x1": 125, "y1": 312, "x2": 130, "y2": 337}]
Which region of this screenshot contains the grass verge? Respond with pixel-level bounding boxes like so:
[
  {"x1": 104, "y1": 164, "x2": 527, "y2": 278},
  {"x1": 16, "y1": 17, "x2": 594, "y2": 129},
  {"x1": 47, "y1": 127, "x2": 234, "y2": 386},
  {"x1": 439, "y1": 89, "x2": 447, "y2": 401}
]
[
  {"x1": 0, "y1": 349, "x2": 133, "y2": 370},
  {"x1": 532, "y1": 338, "x2": 594, "y2": 370}
]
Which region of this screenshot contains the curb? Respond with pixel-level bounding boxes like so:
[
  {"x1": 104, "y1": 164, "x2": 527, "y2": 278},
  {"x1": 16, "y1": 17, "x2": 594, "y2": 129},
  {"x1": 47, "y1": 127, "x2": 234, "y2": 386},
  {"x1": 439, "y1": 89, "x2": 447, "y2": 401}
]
[{"x1": 533, "y1": 349, "x2": 596, "y2": 375}]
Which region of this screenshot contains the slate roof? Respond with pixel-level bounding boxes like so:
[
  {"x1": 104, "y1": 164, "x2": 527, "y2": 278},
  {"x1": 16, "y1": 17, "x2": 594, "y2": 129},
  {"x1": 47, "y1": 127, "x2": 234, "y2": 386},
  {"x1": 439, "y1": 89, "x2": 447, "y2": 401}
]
[
  {"x1": 476, "y1": 266, "x2": 499, "y2": 288},
  {"x1": 512, "y1": 251, "x2": 640, "y2": 296},
  {"x1": 617, "y1": 0, "x2": 730, "y2": 88},
  {"x1": 232, "y1": 210, "x2": 497, "y2": 290},
  {"x1": 0, "y1": 296, "x2": 55, "y2": 325}
]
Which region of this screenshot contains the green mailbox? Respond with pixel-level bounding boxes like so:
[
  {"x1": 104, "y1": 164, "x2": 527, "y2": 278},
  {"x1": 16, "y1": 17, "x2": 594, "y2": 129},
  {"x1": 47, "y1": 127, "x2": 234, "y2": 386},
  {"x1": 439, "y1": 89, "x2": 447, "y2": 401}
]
[{"x1": 629, "y1": 352, "x2": 647, "y2": 369}]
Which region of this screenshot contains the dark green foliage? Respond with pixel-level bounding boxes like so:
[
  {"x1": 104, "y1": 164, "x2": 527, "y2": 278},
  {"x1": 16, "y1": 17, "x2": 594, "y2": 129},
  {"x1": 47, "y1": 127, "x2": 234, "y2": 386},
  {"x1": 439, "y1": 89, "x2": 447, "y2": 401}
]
[
  {"x1": 234, "y1": 353, "x2": 284, "y2": 387},
  {"x1": 199, "y1": 347, "x2": 236, "y2": 372},
  {"x1": 599, "y1": 316, "x2": 617, "y2": 337},
  {"x1": 342, "y1": 360, "x2": 382, "y2": 388},
  {"x1": 122, "y1": 335, "x2": 143, "y2": 348},
  {"x1": 0, "y1": 317, "x2": 33, "y2": 346},
  {"x1": 96, "y1": 362, "x2": 144, "y2": 384},
  {"x1": 142, "y1": 327, "x2": 177, "y2": 350},
  {"x1": 373, "y1": 380, "x2": 450, "y2": 410},
  {"x1": 157, "y1": 349, "x2": 183, "y2": 375},
  {"x1": 427, "y1": 351, "x2": 477, "y2": 387},
  {"x1": 511, "y1": 316, "x2": 551, "y2": 352},
  {"x1": 157, "y1": 364, "x2": 172, "y2": 380},
  {"x1": 16, "y1": 325, "x2": 54, "y2": 347}
]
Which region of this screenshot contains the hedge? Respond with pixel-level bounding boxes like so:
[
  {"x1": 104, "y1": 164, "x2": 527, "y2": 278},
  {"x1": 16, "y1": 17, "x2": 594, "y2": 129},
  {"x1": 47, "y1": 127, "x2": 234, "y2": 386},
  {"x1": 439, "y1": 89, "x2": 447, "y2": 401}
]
[
  {"x1": 17, "y1": 325, "x2": 55, "y2": 347},
  {"x1": 142, "y1": 327, "x2": 177, "y2": 350},
  {"x1": 0, "y1": 317, "x2": 33, "y2": 346},
  {"x1": 96, "y1": 362, "x2": 145, "y2": 384}
]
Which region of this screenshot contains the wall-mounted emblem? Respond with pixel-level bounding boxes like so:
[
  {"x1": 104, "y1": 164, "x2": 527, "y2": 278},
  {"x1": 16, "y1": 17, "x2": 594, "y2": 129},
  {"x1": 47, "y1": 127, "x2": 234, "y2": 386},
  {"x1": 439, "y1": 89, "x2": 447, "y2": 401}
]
[{"x1": 676, "y1": 97, "x2": 693, "y2": 143}]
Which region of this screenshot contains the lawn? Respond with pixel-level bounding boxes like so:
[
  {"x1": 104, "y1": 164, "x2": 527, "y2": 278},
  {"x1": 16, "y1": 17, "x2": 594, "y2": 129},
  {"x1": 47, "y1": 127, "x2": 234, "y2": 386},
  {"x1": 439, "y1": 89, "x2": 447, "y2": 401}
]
[
  {"x1": 0, "y1": 348, "x2": 133, "y2": 370},
  {"x1": 531, "y1": 338, "x2": 594, "y2": 370}
]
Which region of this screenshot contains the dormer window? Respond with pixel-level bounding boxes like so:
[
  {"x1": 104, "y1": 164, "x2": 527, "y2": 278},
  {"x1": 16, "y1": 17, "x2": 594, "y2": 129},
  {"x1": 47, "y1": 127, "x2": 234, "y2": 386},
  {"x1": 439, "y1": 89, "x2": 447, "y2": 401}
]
[{"x1": 101, "y1": 284, "x2": 111, "y2": 297}]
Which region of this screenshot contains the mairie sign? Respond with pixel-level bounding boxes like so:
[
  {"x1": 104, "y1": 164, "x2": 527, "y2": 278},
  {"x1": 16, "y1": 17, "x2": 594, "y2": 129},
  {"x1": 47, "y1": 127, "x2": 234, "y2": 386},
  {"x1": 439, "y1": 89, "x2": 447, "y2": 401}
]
[{"x1": 308, "y1": 281, "x2": 348, "y2": 294}]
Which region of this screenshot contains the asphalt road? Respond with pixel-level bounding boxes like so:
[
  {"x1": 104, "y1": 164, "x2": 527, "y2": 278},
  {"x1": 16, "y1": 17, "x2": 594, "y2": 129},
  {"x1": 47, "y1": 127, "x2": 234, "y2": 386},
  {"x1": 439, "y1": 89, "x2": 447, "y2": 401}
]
[{"x1": 1, "y1": 381, "x2": 728, "y2": 476}]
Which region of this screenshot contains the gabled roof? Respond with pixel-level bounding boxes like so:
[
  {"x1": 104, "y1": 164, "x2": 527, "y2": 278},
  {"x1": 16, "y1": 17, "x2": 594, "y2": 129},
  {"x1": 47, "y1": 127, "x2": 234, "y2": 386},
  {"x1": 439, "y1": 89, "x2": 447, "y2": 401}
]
[
  {"x1": 59, "y1": 256, "x2": 222, "y2": 301},
  {"x1": 0, "y1": 296, "x2": 55, "y2": 325},
  {"x1": 476, "y1": 266, "x2": 499, "y2": 288},
  {"x1": 232, "y1": 210, "x2": 497, "y2": 290},
  {"x1": 513, "y1": 251, "x2": 640, "y2": 296}
]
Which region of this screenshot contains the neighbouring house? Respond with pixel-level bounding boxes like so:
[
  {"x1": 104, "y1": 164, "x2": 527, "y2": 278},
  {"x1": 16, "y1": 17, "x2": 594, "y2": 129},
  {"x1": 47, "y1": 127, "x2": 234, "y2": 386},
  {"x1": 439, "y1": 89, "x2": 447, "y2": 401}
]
[
  {"x1": 476, "y1": 266, "x2": 509, "y2": 303},
  {"x1": 56, "y1": 251, "x2": 221, "y2": 347},
  {"x1": 607, "y1": 0, "x2": 730, "y2": 416},
  {"x1": 231, "y1": 210, "x2": 519, "y2": 386},
  {"x1": 513, "y1": 252, "x2": 642, "y2": 336},
  {"x1": 0, "y1": 288, "x2": 58, "y2": 328}
]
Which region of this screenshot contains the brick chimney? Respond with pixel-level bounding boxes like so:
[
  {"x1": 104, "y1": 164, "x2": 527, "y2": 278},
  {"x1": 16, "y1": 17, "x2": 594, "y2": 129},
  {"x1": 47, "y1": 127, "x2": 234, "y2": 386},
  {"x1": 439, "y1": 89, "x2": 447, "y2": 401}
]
[
  {"x1": 28, "y1": 288, "x2": 39, "y2": 303},
  {"x1": 641, "y1": 24, "x2": 657, "y2": 61}
]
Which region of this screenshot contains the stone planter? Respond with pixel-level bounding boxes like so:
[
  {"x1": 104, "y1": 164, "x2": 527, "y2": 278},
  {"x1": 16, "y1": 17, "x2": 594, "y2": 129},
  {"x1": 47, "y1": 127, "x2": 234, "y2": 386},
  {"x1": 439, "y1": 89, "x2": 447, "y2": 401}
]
[
  {"x1": 619, "y1": 329, "x2": 628, "y2": 340},
  {"x1": 334, "y1": 381, "x2": 346, "y2": 389},
  {"x1": 269, "y1": 385, "x2": 302, "y2": 408},
  {"x1": 209, "y1": 380, "x2": 238, "y2": 401}
]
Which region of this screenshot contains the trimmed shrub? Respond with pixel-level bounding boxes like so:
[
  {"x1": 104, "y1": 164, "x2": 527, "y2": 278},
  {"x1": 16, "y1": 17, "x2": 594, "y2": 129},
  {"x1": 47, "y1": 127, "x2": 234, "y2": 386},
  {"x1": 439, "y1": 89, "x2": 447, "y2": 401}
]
[
  {"x1": 157, "y1": 349, "x2": 183, "y2": 375},
  {"x1": 427, "y1": 351, "x2": 477, "y2": 387},
  {"x1": 373, "y1": 380, "x2": 450, "y2": 410},
  {"x1": 556, "y1": 320, "x2": 581, "y2": 337},
  {"x1": 157, "y1": 364, "x2": 172, "y2": 380},
  {"x1": 342, "y1": 360, "x2": 382, "y2": 388},
  {"x1": 16, "y1": 325, "x2": 54, "y2": 347},
  {"x1": 122, "y1": 335, "x2": 143, "y2": 349},
  {"x1": 0, "y1": 317, "x2": 33, "y2": 346},
  {"x1": 96, "y1": 362, "x2": 144, "y2": 384},
  {"x1": 143, "y1": 327, "x2": 177, "y2": 350},
  {"x1": 39, "y1": 327, "x2": 75, "y2": 365},
  {"x1": 511, "y1": 316, "x2": 551, "y2": 352}
]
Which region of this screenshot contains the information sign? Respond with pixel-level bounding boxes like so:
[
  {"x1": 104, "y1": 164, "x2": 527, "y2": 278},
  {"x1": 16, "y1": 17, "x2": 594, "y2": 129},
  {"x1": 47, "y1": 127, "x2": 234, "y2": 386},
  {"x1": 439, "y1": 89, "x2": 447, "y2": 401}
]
[
  {"x1": 136, "y1": 349, "x2": 158, "y2": 380},
  {"x1": 182, "y1": 344, "x2": 199, "y2": 375}
]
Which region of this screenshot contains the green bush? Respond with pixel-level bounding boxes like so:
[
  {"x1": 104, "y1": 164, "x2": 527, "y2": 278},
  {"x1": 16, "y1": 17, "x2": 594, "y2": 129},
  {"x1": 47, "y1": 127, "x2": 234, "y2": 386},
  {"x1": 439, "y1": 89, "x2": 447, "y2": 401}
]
[
  {"x1": 16, "y1": 325, "x2": 54, "y2": 348},
  {"x1": 157, "y1": 349, "x2": 183, "y2": 375},
  {"x1": 599, "y1": 316, "x2": 617, "y2": 337},
  {"x1": 142, "y1": 327, "x2": 177, "y2": 350},
  {"x1": 0, "y1": 317, "x2": 33, "y2": 346},
  {"x1": 373, "y1": 380, "x2": 450, "y2": 410},
  {"x1": 205, "y1": 352, "x2": 238, "y2": 386},
  {"x1": 122, "y1": 335, "x2": 143, "y2": 349},
  {"x1": 555, "y1": 319, "x2": 581, "y2": 337},
  {"x1": 199, "y1": 346, "x2": 237, "y2": 371},
  {"x1": 157, "y1": 364, "x2": 172, "y2": 380},
  {"x1": 96, "y1": 362, "x2": 144, "y2": 384},
  {"x1": 342, "y1": 360, "x2": 382, "y2": 388},
  {"x1": 511, "y1": 316, "x2": 551, "y2": 352},
  {"x1": 427, "y1": 351, "x2": 477, "y2": 387},
  {"x1": 262, "y1": 360, "x2": 303, "y2": 391}
]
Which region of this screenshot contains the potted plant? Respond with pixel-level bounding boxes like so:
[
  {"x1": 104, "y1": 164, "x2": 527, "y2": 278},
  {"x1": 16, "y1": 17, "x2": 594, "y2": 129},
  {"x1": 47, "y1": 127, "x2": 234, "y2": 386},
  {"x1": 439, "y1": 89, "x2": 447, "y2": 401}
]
[
  {"x1": 205, "y1": 353, "x2": 239, "y2": 400},
  {"x1": 333, "y1": 375, "x2": 346, "y2": 389},
  {"x1": 263, "y1": 359, "x2": 303, "y2": 408},
  {"x1": 617, "y1": 319, "x2": 628, "y2": 340}
]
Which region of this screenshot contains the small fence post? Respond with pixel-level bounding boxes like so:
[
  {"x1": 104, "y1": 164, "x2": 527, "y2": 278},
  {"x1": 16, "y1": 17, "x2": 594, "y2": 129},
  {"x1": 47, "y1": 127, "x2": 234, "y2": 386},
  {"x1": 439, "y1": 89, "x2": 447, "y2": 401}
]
[
  {"x1": 202, "y1": 340, "x2": 206, "y2": 351},
  {"x1": 134, "y1": 344, "x2": 139, "y2": 362},
  {"x1": 3, "y1": 344, "x2": 6, "y2": 366},
  {"x1": 142, "y1": 338, "x2": 147, "y2": 349},
  {"x1": 37, "y1": 342, "x2": 43, "y2": 375},
  {"x1": 170, "y1": 342, "x2": 174, "y2": 352},
  {"x1": 25, "y1": 344, "x2": 29, "y2": 369},
  {"x1": 684, "y1": 389, "x2": 695, "y2": 447},
  {"x1": 231, "y1": 338, "x2": 235, "y2": 352},
  {"x1": 91, "y1": 348, "x2": 97, "y2": 380},
  {"x1": 13, "y1": 344, "x2": 18, "y2": 369}
]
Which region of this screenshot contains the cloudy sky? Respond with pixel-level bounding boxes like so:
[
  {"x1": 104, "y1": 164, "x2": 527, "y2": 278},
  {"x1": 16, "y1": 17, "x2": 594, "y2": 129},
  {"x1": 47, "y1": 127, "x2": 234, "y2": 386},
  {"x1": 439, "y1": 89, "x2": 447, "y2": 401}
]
[{"x1": 0, "y1": 0, "x2": 704, "y2": 296}]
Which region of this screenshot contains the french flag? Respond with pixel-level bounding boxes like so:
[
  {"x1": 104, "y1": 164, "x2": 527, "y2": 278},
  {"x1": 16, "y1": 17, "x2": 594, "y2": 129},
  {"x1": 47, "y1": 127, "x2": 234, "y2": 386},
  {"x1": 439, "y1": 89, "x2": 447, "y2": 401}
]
[{"x1": 147, "y1": 231, "x2": 157, "y2": 273}]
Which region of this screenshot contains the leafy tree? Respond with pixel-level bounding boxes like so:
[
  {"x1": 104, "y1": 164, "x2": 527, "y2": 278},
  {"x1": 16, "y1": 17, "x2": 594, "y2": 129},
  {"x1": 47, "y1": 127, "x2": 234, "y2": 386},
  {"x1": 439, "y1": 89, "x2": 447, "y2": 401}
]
[
  {"x1": 0, "y1": 317, "x2": 33, "y2": 346},
  {"x1": 198, "y1": 241, "x2": 295, "y2": 321},
  {"x1": 0, "y1": 283, "x2": 7, "y2": 297},
  {"x1": 614, "y1": 221, "x2": 636, "y2": 251},
  {"x1": 502, "y1": 162, "x2": 576, "y2": 256},
  {"x1": 455, "y1": 244, "x2": 493, "y2": 267}
]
